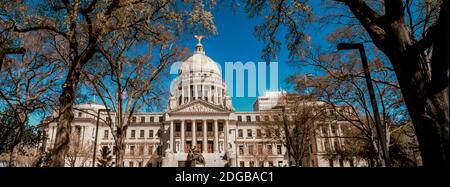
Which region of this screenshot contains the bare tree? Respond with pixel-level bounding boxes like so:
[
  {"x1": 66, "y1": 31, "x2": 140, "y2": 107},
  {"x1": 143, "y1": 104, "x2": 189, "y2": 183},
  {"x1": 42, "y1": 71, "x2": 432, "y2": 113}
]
[
  {"x1": 5, "y1": 0, "x2": 217, "y2": 166},
  {"x1": 81, "y1": 32, "x2": 187, "y2": 166},
  {"x1": 287, "y1": 50, "x2": 413, "y2": 166},
  {"x1": 261, "y1": 94, "x2": 326, "y2": 167},
  {"x1": 65, "y1": 128, "x2": 93, "y2": 167},
  {"x1": 242, "y1": 0, "x2": 448, "y2": 167},
  {"x1": 0, "y1": 2, "x2": 26, "y2": 73},
  {"x1": 0, "y1": 30, "x2": 61, "y2": 166}
]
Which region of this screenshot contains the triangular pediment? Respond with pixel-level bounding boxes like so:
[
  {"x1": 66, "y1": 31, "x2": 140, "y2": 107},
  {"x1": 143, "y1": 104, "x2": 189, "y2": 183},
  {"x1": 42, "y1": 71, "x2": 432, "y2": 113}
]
[{"x1": 169, "y1": 100, "x2": 230, "y2": 114}]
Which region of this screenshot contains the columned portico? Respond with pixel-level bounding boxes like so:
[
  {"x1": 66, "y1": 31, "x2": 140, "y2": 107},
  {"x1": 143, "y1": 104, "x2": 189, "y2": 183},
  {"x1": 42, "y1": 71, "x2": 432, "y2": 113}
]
[{"x1": 169, "y1": 116, "x2": 230, "y2": 153}]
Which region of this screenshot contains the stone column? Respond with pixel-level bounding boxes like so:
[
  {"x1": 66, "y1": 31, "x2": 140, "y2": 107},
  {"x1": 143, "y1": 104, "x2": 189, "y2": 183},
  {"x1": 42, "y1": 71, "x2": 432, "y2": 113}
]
[
  {"x1": 192, "y1": 120, "x2": 197, "y2": 147},
  {"x1": 203, "y1": 120, "x2": 207, "y2": 153},
  {"x1": 225, "y1": 120, "x2": 229, "y2": 153},
  {"x1": 181, "y1": 120, "x2": 185, "y2": 153},
  {"x1": 170, "y1": 120, "x2": 174, "y2": 153},
  {"x1": 214, "y1": 120, "x2": 219, "y2": 153}
]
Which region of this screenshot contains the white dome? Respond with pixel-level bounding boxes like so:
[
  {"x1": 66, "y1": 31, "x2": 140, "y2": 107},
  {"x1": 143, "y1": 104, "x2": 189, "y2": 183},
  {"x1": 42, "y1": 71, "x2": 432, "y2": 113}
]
[
  {"x1": 76, "y1": 103, "x2": 106, "y2": 110},
  {"x1": 180, "y1": 53, "x2": 221, "y2": 76}
]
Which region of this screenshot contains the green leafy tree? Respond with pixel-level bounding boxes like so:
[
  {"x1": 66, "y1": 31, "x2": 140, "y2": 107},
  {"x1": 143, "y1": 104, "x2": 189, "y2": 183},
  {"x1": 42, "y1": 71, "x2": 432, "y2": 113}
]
[{"x1": 0, "y1": 108, "x2": 39, "y2": 166}]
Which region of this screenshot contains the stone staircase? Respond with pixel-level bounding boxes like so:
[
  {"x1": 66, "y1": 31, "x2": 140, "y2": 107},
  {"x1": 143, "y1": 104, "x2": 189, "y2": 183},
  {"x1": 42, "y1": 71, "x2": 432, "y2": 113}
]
[{"x1": 162, "y1": 152, "x2": 228, "y2": 167}]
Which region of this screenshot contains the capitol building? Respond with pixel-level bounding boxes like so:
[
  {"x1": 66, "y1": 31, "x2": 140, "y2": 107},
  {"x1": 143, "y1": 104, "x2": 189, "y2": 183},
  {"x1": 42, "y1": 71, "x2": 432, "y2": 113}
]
[{"x1": 39, "y1": 39, "x2": 357, "y2": 167}]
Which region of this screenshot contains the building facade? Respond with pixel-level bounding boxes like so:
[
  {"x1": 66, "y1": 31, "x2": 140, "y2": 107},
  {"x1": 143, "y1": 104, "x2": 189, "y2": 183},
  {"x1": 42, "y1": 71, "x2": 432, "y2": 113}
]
[{"x1": 40, "y1": 40, "x2": 361, "y2": 167}]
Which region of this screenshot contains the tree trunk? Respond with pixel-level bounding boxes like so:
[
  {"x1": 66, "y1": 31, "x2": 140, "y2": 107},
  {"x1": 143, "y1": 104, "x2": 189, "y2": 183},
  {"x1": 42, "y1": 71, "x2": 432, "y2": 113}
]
[
  {"x1": 50, "y1": 66, "x2": 81, "y2": 167},
  {"x1": 115, "y1": 127, "x2": 126, "y2": 167},
  {"x1": 8, "y1": 147, "x2": 14, "y2": 167},
  {"x1": 381, "y1": 13, "x2": 449, "y2": 167},
  {"x1": 341, "y1": 0, "x2": 449, "y2": 167}
]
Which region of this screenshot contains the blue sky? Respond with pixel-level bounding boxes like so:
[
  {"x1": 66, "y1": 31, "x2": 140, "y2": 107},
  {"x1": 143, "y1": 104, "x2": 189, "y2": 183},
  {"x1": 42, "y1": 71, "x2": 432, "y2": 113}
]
[{"x1": 172, "y1": 2, "x2": 334, "y2": 111}]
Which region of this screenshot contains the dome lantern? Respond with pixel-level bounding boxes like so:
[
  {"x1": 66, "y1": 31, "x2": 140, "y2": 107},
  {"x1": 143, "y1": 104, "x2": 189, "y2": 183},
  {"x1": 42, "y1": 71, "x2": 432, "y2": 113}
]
[{"x1": 194, "y1": 35, "x2": 205, "y2": 54}]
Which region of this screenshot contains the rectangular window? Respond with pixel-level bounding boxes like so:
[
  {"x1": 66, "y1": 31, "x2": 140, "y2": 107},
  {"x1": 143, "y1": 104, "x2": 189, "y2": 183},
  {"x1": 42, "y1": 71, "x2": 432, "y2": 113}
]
[
  {"x1": 247, "y1": 129, "x2": 252, "y2": 137},
  {"x1": 186, "y1": 123, "x2": 192, "y2": 131},
  {"x1": 350, "y1": 159, "x2": 354, "y2": 167},
  {"x1": 339, "y1": 159, "x2": 344, "y2": 167},
  {"x1": 175, "y1": 123, "x2": 181, "y2": 132},
  {"x1": 331, "y1": 125, "x2": 337, "y2": 134},
  {"x1": 277, "y1": 145, "x2": 282, "y2": 155},
  {"x1": 149, "y1": 130, "x2": 154, "y2": 138},
  {"x1": 131, "y1": 130, "x2": 136, "y2": 139},
  {"x1": 259, "y1": 161, "x2": 264, "y2": 167},
  {"x1": 130, "y1": 145, "x2": 135, "y2": 155},
  {"x1": 138, "y1": 162, "x2": 142, "y2": 167},
  {"x1": 239, "y1": 145, "x2": 244, "y2": 155},
  {"x1": 256, "y1": 129, "x2": 261, "y2": 138},
  {"x1": 208, "y1": 141, "x2": 213, "y2": 153},
  {"x1": 255, "y1": 116, "x2": 260, "y2": 121},
  {"x1": 207, "y1": 124, "x2": 213, "y2": 132},
  {"x1": 246, "y1": 116, "x2": 251, "y2": 122},
  {"x1": 78, "y1": 112, "x2": 82, "y2": 117},
  {"x1": 139, "y1": 145, "x2": 144, "y2": 156},
  {"x1": 159, "y1": 116, "x2": 163, "y2": 122},
  {"x1": 129, "y1": 161, "x2": 134, "y2": 167},
  {"x1": 267, "y1": 145, "x2": 273, "y2": 155},
  {"x1": 248, "y1": 145, "x2": 254, "y2": 155},
  {"x1": 268, "y1": 161, "x2": 274, "y2": 167},
  {"x1": 238, "y1": 129, "x2": 243, "y2": 138},
  {"x1": 103, "y1": 130, "x2": 109, "y2": 139},
  {"x1": 249, "y1": 161, "x2": 255, "y2": 167},
  {"x1": 257, "y1": 144, "x2": 263, "y2": 154},
  {"x1": 322, "y1": 126, "x2": 327, "y2": 135},
  {"x1": 197, "y1": 123, "x2": 202, "y2": 131},
  {"x1": 140, "y1": 130, "x2": 144, "y2": 138},
  {"x1": 324, "y1": 139, "x2": 331, "y2": 152},
  {"x1": 150, "y1": 117, "x2": 154, "y2": 122},
  {"x1": 239, "y1": 161, "x2": 245, "y2": 167},
  {"x1": 132, "y1": 116, "x2": 136, "y2": 122},
  {"x1": 329, "y1": 159, "x2": 334, "y2": 167},
  {"x1": 237, "y1": 116, "x2": 242, "y2": 122},
  {"x1": 141, "y1": 117, "x2": 145, "y2": 123},
  {"x1": 218, "y1": 123, "x2": 224, "y2": 131}
]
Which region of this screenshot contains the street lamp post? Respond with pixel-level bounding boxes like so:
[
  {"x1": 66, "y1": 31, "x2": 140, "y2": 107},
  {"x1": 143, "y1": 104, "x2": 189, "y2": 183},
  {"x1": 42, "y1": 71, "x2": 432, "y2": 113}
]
[
  {"x1": 337, "y1": 43, "x2": 390, "y2": 167},
  {"x1": 92, "y1": 108, "x2": 110, "y2": 167}
]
